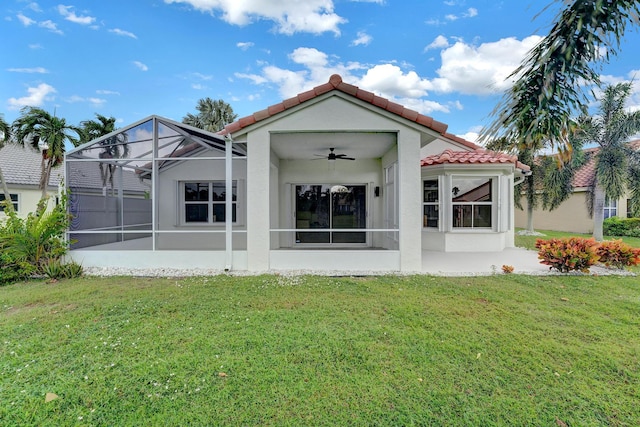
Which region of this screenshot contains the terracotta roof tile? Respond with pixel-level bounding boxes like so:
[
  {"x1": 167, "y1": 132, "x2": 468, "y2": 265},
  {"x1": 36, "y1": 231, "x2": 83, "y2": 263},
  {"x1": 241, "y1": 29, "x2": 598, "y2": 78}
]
[
  {"x1": 220, "y1": 74, "x2": 479, "y2": 150},
  {"x1": 421, "y1": 148, "x2": 530, "y2": 171}
]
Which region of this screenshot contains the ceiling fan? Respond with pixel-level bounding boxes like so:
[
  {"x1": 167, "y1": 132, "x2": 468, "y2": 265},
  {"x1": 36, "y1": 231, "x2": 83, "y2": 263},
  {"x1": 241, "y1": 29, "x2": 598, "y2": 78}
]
[{"x1": 314, "y1": 147, "x2": 355, "y2": 161}]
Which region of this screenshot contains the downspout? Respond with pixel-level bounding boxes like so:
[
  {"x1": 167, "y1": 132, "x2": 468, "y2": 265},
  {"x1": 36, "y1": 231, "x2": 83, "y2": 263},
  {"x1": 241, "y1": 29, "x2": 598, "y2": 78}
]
[
  {"x1": 514, "y1": 169, "x2": 532, "y2": 186},
  {"x1": 224, "y1": 134, "x2": 233, "y2": 271}
]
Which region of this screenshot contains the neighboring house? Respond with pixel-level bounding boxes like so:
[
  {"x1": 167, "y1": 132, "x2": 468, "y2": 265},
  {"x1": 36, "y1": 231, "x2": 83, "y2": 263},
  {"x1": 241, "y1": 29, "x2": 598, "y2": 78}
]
[
  {"x1": 65, "y1": 74, "x2": 529, "y2": 273},
  {"x1": 514, "y1": 142, "x2": 639, "y2": 234},
  {"x1": 0, "y1": 144, "x2": 61, "y2": 219}
]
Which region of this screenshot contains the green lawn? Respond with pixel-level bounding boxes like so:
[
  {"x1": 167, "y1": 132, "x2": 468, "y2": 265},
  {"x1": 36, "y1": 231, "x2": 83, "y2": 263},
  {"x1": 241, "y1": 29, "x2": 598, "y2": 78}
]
[{"x1": 2, "y1": 274, "x2": 639, "y2": 426}]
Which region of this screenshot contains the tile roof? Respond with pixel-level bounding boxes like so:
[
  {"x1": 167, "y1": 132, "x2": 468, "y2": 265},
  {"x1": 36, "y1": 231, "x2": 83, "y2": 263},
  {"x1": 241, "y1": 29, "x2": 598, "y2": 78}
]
[
  {"x1": 0, "y1": 143, "x2": 62, "y2": 187},
  {"x1": 421, "y1": 148, "x2": 531, "y2": 171},
  {"x1": 570, "y1": 141, "x2": 640, "y2": 188},
  {"x1": 221, "y1": 74, "x2": 480, "y2": 150}
]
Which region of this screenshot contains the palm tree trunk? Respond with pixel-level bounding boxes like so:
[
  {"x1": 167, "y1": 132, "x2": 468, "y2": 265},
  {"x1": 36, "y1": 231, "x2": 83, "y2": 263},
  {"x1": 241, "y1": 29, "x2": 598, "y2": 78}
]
[
  {"x1": 592, "y1": 184, "x2": 606, "y2": 241},
  {"x1": 526, "y1": 201, "x2": 534, "y2": 232}
]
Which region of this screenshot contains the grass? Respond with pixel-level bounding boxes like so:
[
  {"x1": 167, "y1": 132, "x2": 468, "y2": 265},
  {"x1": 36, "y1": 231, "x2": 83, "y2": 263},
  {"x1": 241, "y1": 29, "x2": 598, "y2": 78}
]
[{"x1": 2, "y1": 274, "x2": 639, "y2": 426}]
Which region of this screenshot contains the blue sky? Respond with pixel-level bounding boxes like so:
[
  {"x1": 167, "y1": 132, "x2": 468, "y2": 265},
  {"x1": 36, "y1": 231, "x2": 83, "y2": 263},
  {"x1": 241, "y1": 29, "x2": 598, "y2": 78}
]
[{"x1": 3, "y1": 0, "x2": 640, "y2": 143}]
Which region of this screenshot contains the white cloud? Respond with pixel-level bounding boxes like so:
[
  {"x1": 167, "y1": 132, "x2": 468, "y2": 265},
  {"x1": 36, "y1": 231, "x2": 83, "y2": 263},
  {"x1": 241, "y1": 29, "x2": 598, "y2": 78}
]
[
  {"x1": 26, "y1": 2, "x2": 42, "y2": 12},
  {"x1": 96, "y1": 89, "x2": 121, "y2": 95},
  {"x1": 109, "y1": 28, "x2": 137, "y2": 39},
  {"x1": 235, "y1": 47, "x2": 449, "y2": 114},
  {"x1": 432, "y1": 35, "x2": 543, "y2": 95},
  {"x1": 237, "y1": 41, "x2": 254, "y2": 50},
  {"x1": 17, "y1": 13, "x2": 35, "y2": 26},
  {"x1": 28, "y1": 43, "x2": 43, "y2": 49},
  {"x1": 163, "y1": 0, "x2": 347, "y2": 35},
  {"x1": 133, "y1": 61, "x2": 148, "y2": 71},
  {"x1": 57, "y1": 5, "x2": 96, "y2": 25},
  {"x1": 7, "y1": 67, "x2": 49, "y2": 73},
  {"x1": 38, "y1": 20, "x2": 63, "y2": 34},
  {"x1": 7, "y1": 83, "x2": 56, "y2": 109},
  {"x1": 351, "y1": 31, "x2": 372, "y2": 46},
  {"x1": 425, "y1": 35, "x2": 449, "y2": 51}
]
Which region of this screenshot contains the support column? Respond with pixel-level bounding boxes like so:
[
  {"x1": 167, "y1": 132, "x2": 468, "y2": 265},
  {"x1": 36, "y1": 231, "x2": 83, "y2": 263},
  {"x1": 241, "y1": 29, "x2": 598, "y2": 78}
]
[
  {"x1": 246, "y1": 131, "x2": 271, "y2": 271},
  {"x1": 397, "y1": 130, "x2": 422, "y2": 272}
]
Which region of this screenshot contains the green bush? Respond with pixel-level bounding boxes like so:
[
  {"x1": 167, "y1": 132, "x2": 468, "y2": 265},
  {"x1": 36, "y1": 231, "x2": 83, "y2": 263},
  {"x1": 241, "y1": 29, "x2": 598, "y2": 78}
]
[
  {"x1": 535, "y1": 237, "x2": 600, "y2": 273},
  {"x1": 603, "y1": 216, "x2": 640, "y2": 237},
  {"x1": 0, "y1": 194, "x2": 73, "y2": 285}
]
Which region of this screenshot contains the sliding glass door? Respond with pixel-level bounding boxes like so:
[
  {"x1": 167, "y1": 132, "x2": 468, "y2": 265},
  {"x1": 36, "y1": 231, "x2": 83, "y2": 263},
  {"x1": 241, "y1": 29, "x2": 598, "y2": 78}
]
[{"x1": 295, "y1": 184, "x2": 366, "y2": 245}]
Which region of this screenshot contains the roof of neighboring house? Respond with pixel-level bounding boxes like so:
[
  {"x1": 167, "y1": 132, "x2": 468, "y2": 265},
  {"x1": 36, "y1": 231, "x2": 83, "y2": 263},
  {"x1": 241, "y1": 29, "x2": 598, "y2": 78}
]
[
  {"x1": 67, "y1": 161, "x2": 149, "y2": 193},
  {"x1": 420, "y1": 148, "x2": 531, "y2": 171},
  {"x1": 221, "y1": 74, "x2": 480, "y2": 151},
  {"x1": 0, "y1": 143, "x2": 62, "y2": 187},
  {"x1": 565, "y1": 141, "x2": 639, "y2": 189}
]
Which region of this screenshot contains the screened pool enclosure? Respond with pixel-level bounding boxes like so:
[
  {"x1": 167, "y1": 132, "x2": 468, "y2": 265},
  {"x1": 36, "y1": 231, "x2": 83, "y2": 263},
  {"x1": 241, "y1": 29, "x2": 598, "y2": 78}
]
[{"x1": 65, "y1": 116, "x2": 247, "y2": 264}]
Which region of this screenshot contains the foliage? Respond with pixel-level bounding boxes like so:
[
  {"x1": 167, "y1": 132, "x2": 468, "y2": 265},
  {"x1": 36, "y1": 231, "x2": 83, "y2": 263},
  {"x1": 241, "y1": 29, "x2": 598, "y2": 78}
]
[
  {"x1": 501, "y1": 264, "x2": 514, "y2": 274},
  {"x1": 0, "y1": 193, "x2": 73, "y2": 285},
  {"x1": 0, "y1": 113, "x2": 13, "y2": 202},
  {"x1": 41, "y1": 258, "x2": 83, "y2": 280},
  {"x1": 11, "y1": 107, "x2": 81, "y2": 201},
  {"x1": 603, "y1": 216, "x2": 640, "y2": 237},
  {"x1": 483, "y1": 0, "x2": 640, "y2": 153},
  {"x1": 596, "y1": 239, "x2": 640, "y2": 269},
  {"x1": 183, "y1": 97, "x2": 237, "y2": 132},
  {"x1": 576, "y1": 83, "x2": 640, "y2": 240},
  {"x1": 78, "y1": 113, "x2": 128, "y2": 191},
  {"x1": 535, "y1": 237, "x2": 600, "y2": 273}
]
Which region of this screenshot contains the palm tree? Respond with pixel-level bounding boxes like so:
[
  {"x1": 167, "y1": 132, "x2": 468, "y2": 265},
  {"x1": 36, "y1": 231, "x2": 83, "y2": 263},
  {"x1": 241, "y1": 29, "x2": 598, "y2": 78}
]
[
  {"x1": 0, "y1": 114, "x2": 13, "y2": 205},
  {"x1": 183, "y1": 98, "x2": 237, "y2": 132},
  {"x1": 482, "y1": 1, "x2": 640, "y2": 153},
  {"x1": 11, "y1": 107, "x2": 81, "y2": 202},
  {"x1": 486, "y1": 131, "x2": 585, "y2": 234},
  {"x1": 578, "y1": 82, "x2": 640, "y2": 241},
  {"x1": 78, "y1": 114, "x2": 128, "y2": 192}
]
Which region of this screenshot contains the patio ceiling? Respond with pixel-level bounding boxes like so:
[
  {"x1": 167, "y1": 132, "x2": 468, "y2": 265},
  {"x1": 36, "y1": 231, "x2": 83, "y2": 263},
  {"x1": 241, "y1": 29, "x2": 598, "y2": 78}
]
[{"x1": 270, "y1": 131, "x2": 396, "y2": 160}]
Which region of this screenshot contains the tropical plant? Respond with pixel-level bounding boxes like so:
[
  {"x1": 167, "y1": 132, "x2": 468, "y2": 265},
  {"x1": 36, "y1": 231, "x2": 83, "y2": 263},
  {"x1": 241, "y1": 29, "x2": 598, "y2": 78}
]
[
  {"x1": 78, "y1": 114, "x2": 128, "y2": 192},
  {"x1": 482, "y1": 1, "x2": 640, "y2": 154},
  {"x1": 183, "y1": 98, "x2": 237, "y2": 132},
  {"x1": 11, "y1": 107, "x2": 81, "y2": 202},
  {"x1": 0, "y1": 114, "x2": 12, "y2": 204},
  {"x1": 577, "y1": 82, "x2": 640, "y2": 241},
  {"x1": 0, "y1": 193, "x2": 73, "y2": 284}
]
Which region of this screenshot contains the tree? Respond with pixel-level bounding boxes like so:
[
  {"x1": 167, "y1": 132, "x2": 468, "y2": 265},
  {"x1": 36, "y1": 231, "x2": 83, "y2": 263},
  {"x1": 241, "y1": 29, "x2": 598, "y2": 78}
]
[
  {"x1": 0, "y1": 114, "x2": 12, "y2": 205},
  {"x1": 78, "y1": 114, "x2": 128, "y2": 192},
  {"x1": 11, "y1": 107, "x2": 81, "y2": 202},
  {"x1": 486, "y1": 131, "x2": 585, "y2": 234},
  {"x1": 482, "y1": 1, "x2": 640, "y2": 153},
  {"x1": 577, "y1": 82, "x2": 640, "y2": 240},
  {"x1": 183, "y1": 98, "x2": 237, "y2": 132}
]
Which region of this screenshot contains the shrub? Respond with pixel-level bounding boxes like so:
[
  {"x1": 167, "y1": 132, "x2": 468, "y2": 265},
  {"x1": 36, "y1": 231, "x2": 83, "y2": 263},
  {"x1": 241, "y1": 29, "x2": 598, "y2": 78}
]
[
  {"x1": 603, "y1": 217, "x2": 640, "y2": 237},
  {"x1": 0, "y1": 193, "x2": 72, "y2": 285},
  {"x1": 596, "y1": 240, "x2": 640, "y2": 269},
  {"x1": 535, "y1": 237, "x2": 600, "y2": 273},
  {"x1": 501, "y1": 265, "x2": 514, "y2": 274}
]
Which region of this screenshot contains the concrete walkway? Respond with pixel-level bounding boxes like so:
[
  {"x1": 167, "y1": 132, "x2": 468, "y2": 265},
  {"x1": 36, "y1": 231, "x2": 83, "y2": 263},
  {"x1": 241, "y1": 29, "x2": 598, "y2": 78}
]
[{"x1": 421, "y1": 247, "x2": 631, "y2": 276}]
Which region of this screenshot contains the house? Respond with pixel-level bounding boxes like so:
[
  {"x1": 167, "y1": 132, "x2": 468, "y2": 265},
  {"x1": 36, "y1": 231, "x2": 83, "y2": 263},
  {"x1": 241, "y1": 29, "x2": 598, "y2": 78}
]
[
  {"x1": 64, "y1": 74, "x2": 529, "y2": 273},
  {"x1": 0, "y1": 144, "x2": 61, "y2": 219},
  {"x1": 514, "y1": 142, "x2": 638, "y2": 234}
]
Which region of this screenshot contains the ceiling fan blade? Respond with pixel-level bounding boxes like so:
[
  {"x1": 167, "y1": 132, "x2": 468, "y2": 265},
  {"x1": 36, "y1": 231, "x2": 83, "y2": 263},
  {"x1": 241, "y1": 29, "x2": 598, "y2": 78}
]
[{"x1": 339, "y1": 157, "x2": 356, "y2": 160}]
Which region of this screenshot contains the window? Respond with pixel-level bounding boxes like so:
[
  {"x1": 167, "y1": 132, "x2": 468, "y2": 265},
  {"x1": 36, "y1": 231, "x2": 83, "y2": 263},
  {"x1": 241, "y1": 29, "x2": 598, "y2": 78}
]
[
  {"x1": 452, "y1": 177, "x2": 493, "y2": 228},
  {"x1": 0, "y1": 193, "x2": 19, "y2": 212},
  {"x1": 604, "y1": 198, "x2": 617, "y2": 219},
  {"x1": 423, "y1": 179, "x2": 439, "y2": 227},
  {"x1": 183, "y1": 181, "x2": 236, "y2": 224}
]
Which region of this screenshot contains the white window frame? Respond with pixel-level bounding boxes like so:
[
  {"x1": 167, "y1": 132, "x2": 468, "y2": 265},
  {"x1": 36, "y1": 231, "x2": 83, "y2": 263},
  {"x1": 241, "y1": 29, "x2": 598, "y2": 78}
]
[
  {"x1": 450, "y1": 175, "x2": 496, "y2": 230},
  {"x1": 423, "y1": 178, "x2": 440, "y2": 228},
  {"x1": 604, "y1": 198, "x2": 618, "y2": 219},
  {"x1": 179, "y1": 180, "x2": 243, "y2": 226},
  {"x1": 0, "y1": 193, "x2": 19, "y2": 213}
]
